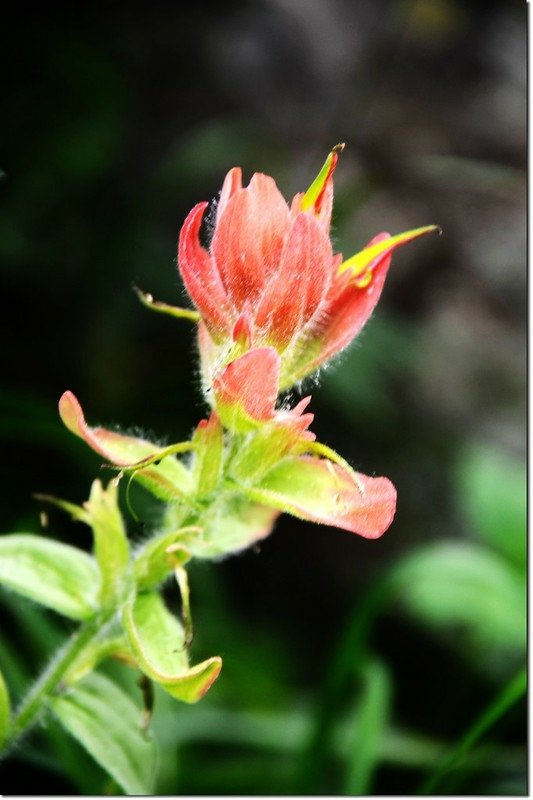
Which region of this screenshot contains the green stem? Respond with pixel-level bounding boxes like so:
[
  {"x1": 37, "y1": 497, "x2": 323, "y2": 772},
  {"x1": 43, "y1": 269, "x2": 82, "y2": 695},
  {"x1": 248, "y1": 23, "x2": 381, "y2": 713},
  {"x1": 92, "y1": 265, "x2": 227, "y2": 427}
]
[
  {"x1": 2, "y1": 610, "x2": 113, "y2": 754},
  {"x1": 419, "y1": 667, "x2": 527, "y2": 794}
]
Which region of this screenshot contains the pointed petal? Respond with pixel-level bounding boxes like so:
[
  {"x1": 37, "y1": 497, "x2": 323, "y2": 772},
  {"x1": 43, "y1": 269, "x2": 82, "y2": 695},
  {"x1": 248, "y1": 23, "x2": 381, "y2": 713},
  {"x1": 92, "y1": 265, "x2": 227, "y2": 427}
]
[
  {"x1": 59, "y1": 392, "x2": 193, "y2": 500},
  {"x1": 308, "y1": 246, "x2": 393, "y2": 370},
  {"x1": 217, "y1": 166, "x2": 242, "y2": 220},
  {"x1": 232, "y1": 307, "x2": 254, "y2": 348},
  {"x1": 213, "y1": 347, "x2": 280, "y2": 429},
  {"x1": 248, "y1": 455, "x2": 396, "y2": 538},
  {"x1": 293, "y1": 228, "x2": 437, "y2": 378},
  {"x1": 300, "y1": 144, "x2": 343, "y2": 230},
  {"x1": 211, "y1": 173, "x2": 291, "y2": 308},
  {"x1": 253, "y1": 213, "x2": 333, "y2": 345},
  {"x1": 339, "y1": 225, "x2": 439, "y2": 279},
  {"x1": 178, "y1": 202, "x2": 232, "y2": 337}
]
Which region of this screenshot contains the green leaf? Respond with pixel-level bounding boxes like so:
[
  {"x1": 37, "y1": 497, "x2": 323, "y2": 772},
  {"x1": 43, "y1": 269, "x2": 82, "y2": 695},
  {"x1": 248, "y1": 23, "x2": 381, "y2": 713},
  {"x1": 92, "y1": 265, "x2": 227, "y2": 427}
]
[
  {"x1": 392, "y1": 541, "x2": 525, "y2": 659},
  {"x1": 51, "y1": 671, "x2": 156, "y2": 796},
  {"x1": 344, "y1": 659, "x2": 391, "y2": 794},
  {"x1": 456, "y1": 444, "x2": 526, "y2": 570},
  {"x1": 122, "y1": 592, "x2": 222, "y2": 703},
  {"x1": 84, "y1": 480, "x2": 130, "y2": 606},
  {"x1": 0, "y1": 664, "x2": 10, "y2": 748},
  {"x1": 0, "y1": 534, "x2": 99, "y2": 619}
]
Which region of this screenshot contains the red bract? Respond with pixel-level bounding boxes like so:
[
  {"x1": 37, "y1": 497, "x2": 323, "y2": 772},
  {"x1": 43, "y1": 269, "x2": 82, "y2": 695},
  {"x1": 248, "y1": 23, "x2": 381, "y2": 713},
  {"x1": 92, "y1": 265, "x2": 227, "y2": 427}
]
[{"x1": 178, "y1": 146, "x2": 437, "y2": 389}]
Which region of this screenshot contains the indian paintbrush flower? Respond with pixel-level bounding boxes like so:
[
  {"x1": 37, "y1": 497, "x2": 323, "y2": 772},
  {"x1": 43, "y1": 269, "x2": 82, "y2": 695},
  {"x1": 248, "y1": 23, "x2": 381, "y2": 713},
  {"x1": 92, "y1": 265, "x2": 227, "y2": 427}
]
[
  {"x1": 178, "y1": 145, "x2": 438, "y2": 394},
  {"x1": 60, "y1": 147, "x2": 438, "y2": 551},
  {"x1": 0, "y1": 146, "x2": 439, "y2": 784}
]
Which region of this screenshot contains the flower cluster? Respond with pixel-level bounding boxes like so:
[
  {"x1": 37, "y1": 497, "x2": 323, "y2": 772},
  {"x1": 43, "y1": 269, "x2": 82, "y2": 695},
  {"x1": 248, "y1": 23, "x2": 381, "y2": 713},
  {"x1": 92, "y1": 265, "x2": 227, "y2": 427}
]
[{"x1": 61, "y1": 146, "x2": 436, "y2": 555}]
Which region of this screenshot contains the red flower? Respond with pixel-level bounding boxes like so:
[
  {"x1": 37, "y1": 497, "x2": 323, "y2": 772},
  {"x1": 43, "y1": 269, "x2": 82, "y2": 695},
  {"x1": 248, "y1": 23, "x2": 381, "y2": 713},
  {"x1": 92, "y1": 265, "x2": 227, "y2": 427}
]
[{"x1": 178, "y1": 146, "x2": 437, "y2": 389}]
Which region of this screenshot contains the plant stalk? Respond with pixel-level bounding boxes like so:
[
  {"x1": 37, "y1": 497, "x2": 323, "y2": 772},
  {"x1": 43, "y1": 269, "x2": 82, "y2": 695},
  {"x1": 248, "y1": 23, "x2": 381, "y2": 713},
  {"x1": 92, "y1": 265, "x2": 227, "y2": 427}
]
[{"x1": 2, "y1": 610, "x2": 114, "y2": 754}]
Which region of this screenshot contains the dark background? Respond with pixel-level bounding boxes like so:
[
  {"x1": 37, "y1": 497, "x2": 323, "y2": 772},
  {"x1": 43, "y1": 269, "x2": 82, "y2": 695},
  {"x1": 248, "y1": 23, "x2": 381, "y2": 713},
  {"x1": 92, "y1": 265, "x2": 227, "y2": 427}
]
[{"x1": 0, "y1": 0, "x2": 526, "y2": 795}]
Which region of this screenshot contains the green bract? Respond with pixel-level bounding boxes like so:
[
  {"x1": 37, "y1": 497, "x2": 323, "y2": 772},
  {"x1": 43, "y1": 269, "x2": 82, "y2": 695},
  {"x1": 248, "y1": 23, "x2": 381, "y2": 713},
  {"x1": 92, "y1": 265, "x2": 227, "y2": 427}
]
[{"x1": 122, "y1": 592, "x2": 222, "y2": 703}]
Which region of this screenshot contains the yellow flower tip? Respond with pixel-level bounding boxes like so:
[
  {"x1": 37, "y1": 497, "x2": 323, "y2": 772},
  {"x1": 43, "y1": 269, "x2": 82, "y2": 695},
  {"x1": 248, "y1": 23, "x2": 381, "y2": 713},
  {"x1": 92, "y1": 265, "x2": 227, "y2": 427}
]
[
  {"x1": 332, "y1": 142, "x2": 346, "y2": 155},
  {"x1": 301, "y1": 144, "x2": 345, "y2": 213},
  {"x1": 339, "y1": 224, "x2": 440, "y2": 280}
]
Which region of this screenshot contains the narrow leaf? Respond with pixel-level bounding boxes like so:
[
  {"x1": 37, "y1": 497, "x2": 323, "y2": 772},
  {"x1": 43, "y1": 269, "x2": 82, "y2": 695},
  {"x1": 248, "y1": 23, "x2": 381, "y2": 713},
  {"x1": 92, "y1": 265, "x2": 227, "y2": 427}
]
[
  {"x1": 344, "y1": 659, "x2": 391, "y2": 794},
  {"x1": 51, "y1": 671, "x2": 156, "y2": 796},
  {"x1": 421, "y1": 668, "x2": 526, "y2": 794},
  {"x1": 84, "y1": 480, "x2": 130, "y2": 606},
  {"x1": 133, "y1": 286, "x2": 200, "y2": 322},
  {"x1": 122, "y1": 592, "x2": 221, "y2": 703},
  {"x1": 0, "y1": 534, "x2": 99, "y2": 619}
]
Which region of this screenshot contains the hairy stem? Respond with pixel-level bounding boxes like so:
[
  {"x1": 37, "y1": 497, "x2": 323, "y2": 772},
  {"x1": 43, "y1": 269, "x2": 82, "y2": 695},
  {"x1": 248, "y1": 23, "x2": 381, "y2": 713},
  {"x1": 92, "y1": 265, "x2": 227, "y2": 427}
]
[{"x1": 2, "y1": 610, "x2": 114, "y2": 754}]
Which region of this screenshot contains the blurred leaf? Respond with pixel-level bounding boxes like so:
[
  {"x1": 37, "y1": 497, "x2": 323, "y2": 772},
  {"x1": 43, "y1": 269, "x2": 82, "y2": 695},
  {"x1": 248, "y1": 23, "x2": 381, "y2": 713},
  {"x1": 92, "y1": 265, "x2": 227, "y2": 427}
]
[
  {"x1": 0, "y1": 534, "x2": 98, "y2": 619},
  {"x1": 51, "y1": 671, "x2": 156, "y2": 796},
  {"x1": 392, "y1": 541, "x2": 525, "y2": 659},
  {"x1": 0, "y1": 663, "x2": 10, "y2": 747},
  {"x1": 122, "y1": 591, "x2": 222, "y2": 703},
  {"x1": 343, "y1": 658, "x2": 391, "y2": 794},
  {"x1": 456, "y1": 444, "x2": 526, "y2": 570}
]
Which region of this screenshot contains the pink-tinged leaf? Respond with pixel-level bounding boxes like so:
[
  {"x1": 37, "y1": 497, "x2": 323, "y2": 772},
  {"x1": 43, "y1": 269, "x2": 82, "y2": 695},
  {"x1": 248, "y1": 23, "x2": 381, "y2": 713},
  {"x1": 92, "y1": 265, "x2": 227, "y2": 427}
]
[
  {"x1": 213, "y1": 347, "x2": 280, "y2": 429},
  {"x1": 59, "y1": 391, "x2": 193, "y2": 501},
  {"x1": 192, "y1": 412, "x2": 223, "y2": 496},
  {"x1": 217, "y1": 166, "x2": 242, "y2": 220},
  {"x1": 178, "y1": 202, "x2": 232, "y2": 338},
  {"x1": 253, "y1": 213, "x2": 333, "y2": 345},
  {"x1": 211, "y1": 173, "x2": 291, "y2": 308},
  {"x1": 246, "y1": 455, "x2": 396, "y2": 538}
]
